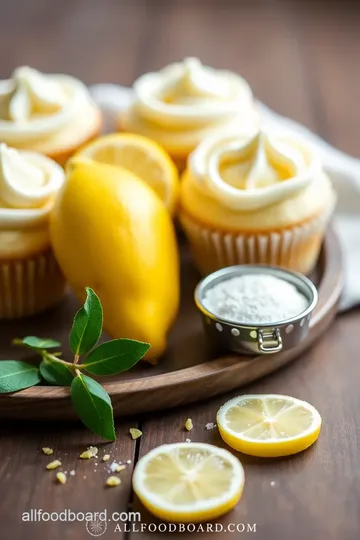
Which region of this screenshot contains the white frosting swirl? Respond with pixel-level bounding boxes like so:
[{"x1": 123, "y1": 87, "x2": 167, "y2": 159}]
[
  {"x1": 134, "y1": 58, "x2": 254, "y2": 126},
  {"x1": 0, "y1": 144, "x2": 64, "y2": 229},
  {"x1": 189, "y1": 130, "x2": 321, "y2": 211},
  {"x1": 122, "y1": 59, "x2": 258, "y2": 155},
  {"x1": 0, "y1": 67, "x2": 97, "y2": 145}
]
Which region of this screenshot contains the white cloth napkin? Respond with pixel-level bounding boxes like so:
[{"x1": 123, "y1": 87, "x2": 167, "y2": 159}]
[{"x1": 90, "y1": 84, "x2": 360, "y2": 312}]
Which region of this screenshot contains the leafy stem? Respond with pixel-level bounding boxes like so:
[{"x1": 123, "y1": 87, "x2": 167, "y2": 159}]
[
  {"x1": 41, "y1": 350, "x2": 78, "y2": 370},
  {"x1": 0, "y1": 287, "x2": 150, "y2": 440}
]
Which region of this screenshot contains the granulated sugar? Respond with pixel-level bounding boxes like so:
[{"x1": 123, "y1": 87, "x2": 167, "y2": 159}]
[{"x1": 203, "y1": 274, "x2": 308, "y2": 324}]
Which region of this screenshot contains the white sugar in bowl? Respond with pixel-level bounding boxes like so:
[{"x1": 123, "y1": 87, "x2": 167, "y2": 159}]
[{"x1": 194, "y1": 265, "x2": 318, "y2": 355}]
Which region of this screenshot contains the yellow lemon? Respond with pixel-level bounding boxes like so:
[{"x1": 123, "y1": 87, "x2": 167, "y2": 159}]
[
  {"x1": 132, "y1": 443, "x2": 245, "y2": 523},
  {"x1": 217, "y1": 394, "x2": 322, "y2": 458},
  {"x1": 76, "y1": 133, "x2": 179, "y2": 215},
  {"x1": 50, "y1": 159, "x2": 179, "y2": 363}
]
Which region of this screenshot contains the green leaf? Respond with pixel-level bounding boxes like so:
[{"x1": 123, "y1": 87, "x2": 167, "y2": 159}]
[
  {"x1": 82, "y1": 339, "x2": 150, "y2": 376},
  {"x1": 70, "y1": 373, "x2": 115, "y2": 440},
  {"x1": 69, "y1": 288, "x2": 103, "y2": 356},
  {"x1": 13, "y1": 336, "x2": 61, "y2": 350},
  {"x1": 0, "y1": 361, "x2": 41, "y2": 393},
  {"x1": 39, "y1": 358, "x2": 74, "y2": 386}
]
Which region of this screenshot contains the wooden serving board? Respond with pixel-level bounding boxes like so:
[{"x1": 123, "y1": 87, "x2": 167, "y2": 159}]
[{"x1": 0, "y1": 226, "x2": 343, "y2": 420}]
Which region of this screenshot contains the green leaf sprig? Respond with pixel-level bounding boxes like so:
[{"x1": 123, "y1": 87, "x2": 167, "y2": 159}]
[{"x1": 0, "y1": 288, "x2": 150, "y2": 441}]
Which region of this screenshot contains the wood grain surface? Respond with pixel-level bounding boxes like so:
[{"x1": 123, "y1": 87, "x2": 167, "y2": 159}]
[{"x1": 1, "y1": 1, "x2": 360, "y2": 539}]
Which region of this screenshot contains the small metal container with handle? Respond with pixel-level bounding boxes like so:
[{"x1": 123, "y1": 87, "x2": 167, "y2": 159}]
[{"x1": 194, "y1": 265, "x2": 318, "y2": 355}]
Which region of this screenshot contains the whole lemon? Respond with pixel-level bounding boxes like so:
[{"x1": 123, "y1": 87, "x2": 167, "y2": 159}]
[{"x1": 50, "y1": 159, "x2": 180, "y2": 363}]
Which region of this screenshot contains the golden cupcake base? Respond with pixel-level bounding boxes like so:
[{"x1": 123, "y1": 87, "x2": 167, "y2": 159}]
[
  {"x1": 180, "y1": 209, "x2": 332, "y2": 276},
  {"x1": 0, "y1": 249, "x2": 65, "y2": 320},
  {"x1": 45, "y1": 119, "x2": 102, "y2": 167}
]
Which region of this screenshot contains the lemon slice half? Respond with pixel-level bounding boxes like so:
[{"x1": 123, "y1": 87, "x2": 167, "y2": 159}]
[
  {"x1": 76, "y1": 133, "x2": 179, "y2": 214},
  {"x1": 217, "y1": 394, "x2": 322, "y2": 458},
  {"x1": 132, "y1": 442, "x2": 245, "y2": 522}
]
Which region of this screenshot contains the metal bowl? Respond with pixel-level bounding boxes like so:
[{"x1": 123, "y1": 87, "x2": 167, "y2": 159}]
[{"x1": 194, "y1": 265, "x2": 318, "y2": 355}]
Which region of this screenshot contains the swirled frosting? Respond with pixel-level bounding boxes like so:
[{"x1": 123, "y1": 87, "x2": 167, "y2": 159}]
[
  {"x1": 181, "y1": 130, "x2": 335, "y2": 230},
  {"x1": 0, "y1": 67, "x2": 100, "y2": 153},
  {"x1": 121, "y1": 58, "x2": 258, "y2": 155},
  {"x1": 0, "y1": 144, "x2": 64, "y2": 257}
]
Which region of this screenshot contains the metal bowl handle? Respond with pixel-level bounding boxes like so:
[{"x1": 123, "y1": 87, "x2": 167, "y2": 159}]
[{"x1": 258, "y1": 328, "x2": 283, "y2": 354}]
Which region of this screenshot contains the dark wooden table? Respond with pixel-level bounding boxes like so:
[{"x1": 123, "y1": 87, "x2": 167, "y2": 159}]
[{"x1": 1, "y1": 1, "x2": 360, "y2": 539}]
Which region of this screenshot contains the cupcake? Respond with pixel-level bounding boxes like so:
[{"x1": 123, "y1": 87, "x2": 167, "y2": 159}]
[
  {"x1": 119, "y1": 58, "x2": 258, "y2": 171},
  {"x1": 0, "y1": 67, "x2": 101, "y2": 166},
  {"x1": 0, "y1": 143, "x2": 65, "y2": 319},
  {"x1": 180, "y1": 130, "x2": 336, "y2": 275}
]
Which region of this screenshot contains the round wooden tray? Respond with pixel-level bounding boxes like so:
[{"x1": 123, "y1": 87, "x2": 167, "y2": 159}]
[{"x1": 0, "y1": 226, "x2": 343, "y2": 420}]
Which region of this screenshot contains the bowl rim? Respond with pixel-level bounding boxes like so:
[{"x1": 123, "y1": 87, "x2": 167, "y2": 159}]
[{"x1": 194, "y1": 264, "x2": 319, "y2": 329}]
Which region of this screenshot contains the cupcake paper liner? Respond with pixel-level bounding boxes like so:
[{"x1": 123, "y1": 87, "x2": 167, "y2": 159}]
[
  {"x1": 180, "y1": 209, "x2": 332, "y2": 276},
  {"x1": 0, "y1": 249, "x2": 65, "y2": 320}
]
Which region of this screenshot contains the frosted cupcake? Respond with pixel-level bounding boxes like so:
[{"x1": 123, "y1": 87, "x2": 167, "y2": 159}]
[
  {"x1": 0, "y1": 143, "x2": 65, "y2": 319},
  {"x1": 180, "y1": 130, "x2": 336, "y2": 275},
  {"x1": 0, "y1": 67, "x2": 101, "y2": 166},
  {"x1": 119, "y1": 58, "x2": 258, "y2": 171}
]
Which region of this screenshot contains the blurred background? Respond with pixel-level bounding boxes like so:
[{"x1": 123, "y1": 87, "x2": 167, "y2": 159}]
[{"x1": 1, "y1": 0, "x2": 359, "y2": 154}]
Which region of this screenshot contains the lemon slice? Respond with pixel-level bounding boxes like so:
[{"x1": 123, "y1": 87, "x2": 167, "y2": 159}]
[
  {"x1": 217, "y1": 394, "x2": 322, "y2": 458},
  {"x1": 76, "y1": 133, "x2": 179, "y2": 214},
  {"x1": 132, "y1": 442, "x2": 245, "y2": 522}
]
